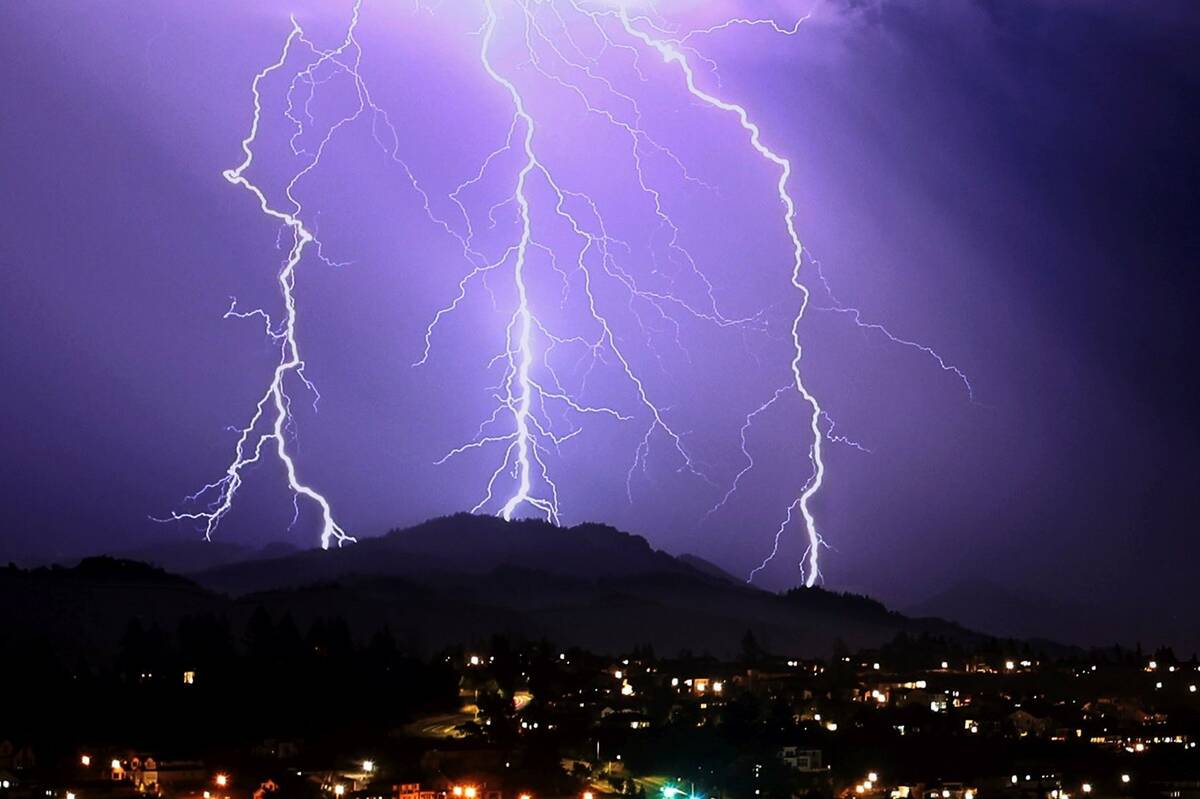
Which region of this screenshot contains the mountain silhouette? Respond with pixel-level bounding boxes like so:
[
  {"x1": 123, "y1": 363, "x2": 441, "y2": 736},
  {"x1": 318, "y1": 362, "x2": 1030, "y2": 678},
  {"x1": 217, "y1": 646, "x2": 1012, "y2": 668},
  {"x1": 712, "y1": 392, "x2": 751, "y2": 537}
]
[
  {"x1": 2, "y1": 515, "x2": 1019, "y2": 664},
  {"x1": 677, "y1": 552, "x2": 742, "y2": 584},
  {"x1": 905, "y1": 578, "x2": 1116, "y2": 647},
  {"x1": 190, "y1": 514, "x2": 699, "y2": 593},
  {"x1": 105, "y1": 538, "x2": 300, "y2": 574},
  {"x1": 181, "y1": 514, "x2": 988, "y2": 656}
]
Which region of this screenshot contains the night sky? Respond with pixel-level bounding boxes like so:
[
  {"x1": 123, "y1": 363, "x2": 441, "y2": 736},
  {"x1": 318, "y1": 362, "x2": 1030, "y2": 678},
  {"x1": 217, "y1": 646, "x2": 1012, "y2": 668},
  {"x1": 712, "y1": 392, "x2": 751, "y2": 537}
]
[{"x1": 2, "y1": 1, "x2": 1197, "y2": 649}]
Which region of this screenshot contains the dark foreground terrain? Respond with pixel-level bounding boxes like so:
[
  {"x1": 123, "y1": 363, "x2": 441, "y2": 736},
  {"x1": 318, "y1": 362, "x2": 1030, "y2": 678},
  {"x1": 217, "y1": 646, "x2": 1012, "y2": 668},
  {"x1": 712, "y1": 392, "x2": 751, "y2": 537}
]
[
  {"x1": 1, "y1": 516, "x2": 1195, "y2": 797},
  {"x1": 3, "y1": 514, "x2": 986, "y2": 667}
]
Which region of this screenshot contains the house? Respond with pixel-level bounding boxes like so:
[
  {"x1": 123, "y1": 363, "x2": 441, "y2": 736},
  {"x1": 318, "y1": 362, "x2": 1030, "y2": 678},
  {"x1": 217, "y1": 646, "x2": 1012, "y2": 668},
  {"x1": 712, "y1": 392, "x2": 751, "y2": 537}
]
[
  {"x1": 1008, "y1": 710, "x2": 1052, "y2": 737},
  {"x1": 396, "y1": 780, "x2": 503, "y2": 799},
  {"x1": 780, "y1": 746, "x2": 823, "y2": 773}
]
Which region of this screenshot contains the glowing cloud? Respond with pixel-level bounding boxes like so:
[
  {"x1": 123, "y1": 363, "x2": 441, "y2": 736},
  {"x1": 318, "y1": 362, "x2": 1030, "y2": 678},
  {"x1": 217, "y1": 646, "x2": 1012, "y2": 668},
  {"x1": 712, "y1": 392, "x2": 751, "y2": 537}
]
[{"x1": 164, "y1": 0, "x2": 973, "y2": 587}]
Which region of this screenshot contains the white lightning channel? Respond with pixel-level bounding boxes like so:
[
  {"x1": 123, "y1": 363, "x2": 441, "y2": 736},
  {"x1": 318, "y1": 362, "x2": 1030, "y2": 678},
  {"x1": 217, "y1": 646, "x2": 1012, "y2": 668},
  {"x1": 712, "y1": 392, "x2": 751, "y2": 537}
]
[
  {"x1": 479, "y1": 0, "x2": 545, "y2": 521},
  {"x1": 161, "y1": 13, "x2": 361, "y2": 549},
  {"x1": 423, "y1": 0, "x2": 728, "y2": 523},
  {"x1": 619, "y1": 8, "x2": 828, "y2": 586},
  {"x1": 168, "y1": 1, "x2": 977, "y2": 590}
]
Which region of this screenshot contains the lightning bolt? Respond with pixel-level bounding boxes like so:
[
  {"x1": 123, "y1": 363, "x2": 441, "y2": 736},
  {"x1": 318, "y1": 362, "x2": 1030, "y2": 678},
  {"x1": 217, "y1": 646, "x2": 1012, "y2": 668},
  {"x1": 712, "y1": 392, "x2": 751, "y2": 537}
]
[
  {"x1": 705, "y1": 384, "x2": 793, "y2": 521},
  {"x1": 159, "y1": 10, "x2": 371, "y2": 548},
  {"x1": 478, "y1": 0, "x2": 545, "y2": 521},
  {"x1": 810, "y1": 252, "x2": 975, "y2": 401},
  {"x1": 424, "y1": 0, "x2": 748, "y2": 523},
  {"x1": 618, "y1": 8, "x2": 830, "y2": 587},
  {"x1": 166, "y1": 1, "x2": 976, "y2": 590},
  {"x1": 617, "y1": 8, "x2": 974, "y2": 586}
]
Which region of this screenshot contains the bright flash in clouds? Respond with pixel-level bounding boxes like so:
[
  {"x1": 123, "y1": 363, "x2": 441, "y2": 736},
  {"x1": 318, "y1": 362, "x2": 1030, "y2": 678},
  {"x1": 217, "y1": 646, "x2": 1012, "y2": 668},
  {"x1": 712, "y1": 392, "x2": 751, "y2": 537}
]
[{"x1": 163, "y1": 0, "x2": 971, "y2": 587}]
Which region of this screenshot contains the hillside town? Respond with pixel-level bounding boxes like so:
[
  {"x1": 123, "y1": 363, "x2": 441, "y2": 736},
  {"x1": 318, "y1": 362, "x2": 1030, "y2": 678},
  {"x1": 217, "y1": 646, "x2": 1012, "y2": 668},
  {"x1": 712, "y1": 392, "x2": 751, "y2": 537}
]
[{"x1": 4, "y1": 631, "x2": 1198, "y2": 799}]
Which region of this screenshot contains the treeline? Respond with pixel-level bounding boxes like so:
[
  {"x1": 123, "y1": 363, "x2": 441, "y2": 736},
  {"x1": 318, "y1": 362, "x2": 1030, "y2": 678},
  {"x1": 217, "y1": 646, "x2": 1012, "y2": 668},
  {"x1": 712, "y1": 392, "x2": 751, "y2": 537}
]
[{"x1": 0, "y1": 605, "x2": 459, "y2": 753}]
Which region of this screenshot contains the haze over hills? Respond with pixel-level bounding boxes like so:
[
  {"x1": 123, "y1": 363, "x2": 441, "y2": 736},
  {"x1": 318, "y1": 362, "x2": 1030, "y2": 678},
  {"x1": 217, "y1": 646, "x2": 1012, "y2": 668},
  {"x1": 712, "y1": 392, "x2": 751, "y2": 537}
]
[
  {"x1": 906, "y1": 579, "x2": 1196, "y2": 655},
  {"x1": 905, "y1": 579, "x2": 1089, "y2": 644},
  {"x1": 108, "y1": 538, "x2": 302, "y2": 575},
  {"x1": 66, "y1": 522, "x2": 1188, "y2": 656},
  {"x1": 0, "y1": 514, "x2": 1027, "y2": 663}
]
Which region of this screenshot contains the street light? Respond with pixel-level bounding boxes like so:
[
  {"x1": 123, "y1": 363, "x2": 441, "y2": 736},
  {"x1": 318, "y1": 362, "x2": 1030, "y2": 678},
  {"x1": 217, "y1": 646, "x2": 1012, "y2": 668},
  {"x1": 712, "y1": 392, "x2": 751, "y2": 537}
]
[
  {"x1": 216, "y1": 774, "x2": 229, "y2": 788},
  {"x1": 335, "y1": 786, "x2": 346, "y2": 797},
  {"x1": 80, "y1": 755, "x2": 91, "y2": 767},
  {"x1": 363, "y1": 760, "x2": 375, "y2": 773}
]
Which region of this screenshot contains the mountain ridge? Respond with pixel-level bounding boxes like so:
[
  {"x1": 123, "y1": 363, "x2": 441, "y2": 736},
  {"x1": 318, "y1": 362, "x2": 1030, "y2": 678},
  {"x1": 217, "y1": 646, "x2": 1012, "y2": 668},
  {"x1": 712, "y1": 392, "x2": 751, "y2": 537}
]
[{"x1": 0, "y1": 515, "x2": 1074, "y2": 663}]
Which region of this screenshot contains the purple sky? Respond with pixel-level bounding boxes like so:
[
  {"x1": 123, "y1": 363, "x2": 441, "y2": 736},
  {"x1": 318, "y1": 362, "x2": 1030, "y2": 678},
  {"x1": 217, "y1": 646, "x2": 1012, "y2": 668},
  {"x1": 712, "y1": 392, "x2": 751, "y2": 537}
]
[{"x1": 2, "y1": 1, "x2": 1198, "y2": 649}]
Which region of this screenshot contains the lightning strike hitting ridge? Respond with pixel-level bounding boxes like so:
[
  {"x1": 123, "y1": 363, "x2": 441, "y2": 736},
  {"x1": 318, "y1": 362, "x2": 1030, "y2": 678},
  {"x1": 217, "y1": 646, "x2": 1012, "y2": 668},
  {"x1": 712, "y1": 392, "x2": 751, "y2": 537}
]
[
  {"x1": 479, "y1": 0, "x2": 544, "y2": 521},
  {"x1": 166, "y1": 0, "x2": 975, "y2": 589},
  {"x1": 425, "y1": 0, "x2": 742, "y2": 525},
  {"x1": 160, "y1": 11, "x2": 369, "y2": 549},
  {"x1": 617, "y1": 8, "x2": 830, "y2": 586}
]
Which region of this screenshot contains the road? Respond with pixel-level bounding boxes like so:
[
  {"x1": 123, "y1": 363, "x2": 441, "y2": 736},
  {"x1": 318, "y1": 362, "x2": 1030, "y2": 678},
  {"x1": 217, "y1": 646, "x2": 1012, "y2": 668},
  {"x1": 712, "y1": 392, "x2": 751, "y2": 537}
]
[{"x1": 403, "y1": 704, "x2": 478, "y2": 739}]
